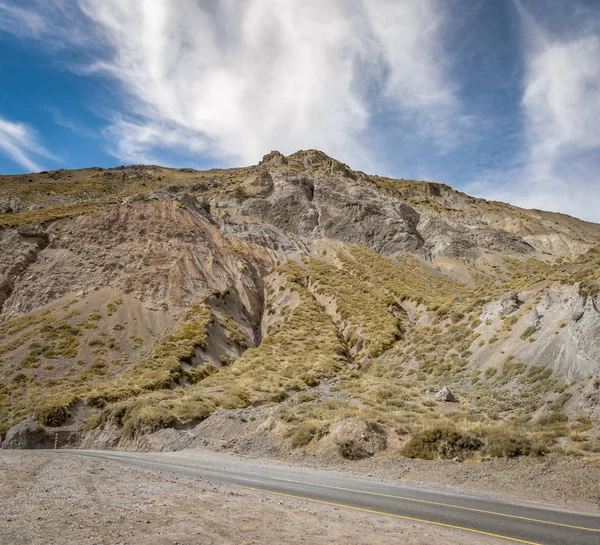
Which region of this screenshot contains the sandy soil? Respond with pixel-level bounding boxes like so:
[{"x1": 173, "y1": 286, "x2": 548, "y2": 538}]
[{"x1": 0, "y1": 450, "x2": 504, "y2": 545}]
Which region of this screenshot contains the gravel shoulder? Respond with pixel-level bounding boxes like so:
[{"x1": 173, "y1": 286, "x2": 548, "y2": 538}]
[{"x1": 0, "y1": 450, "x2": 504, "y2": 545}]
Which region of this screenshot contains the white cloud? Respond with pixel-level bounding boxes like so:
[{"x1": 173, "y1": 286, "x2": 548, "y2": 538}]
[
  {"x1": 471, "y1": 1, "x2": 600, "y2": 222},
  {"x1": 362, "y1": 1, "x2": 463, "y2": 149},
  {"x1": 0, "y1": 0, "x2": 460, "y2": 169},
  {"x1": 524, "y1": 35, "x2": 600, "y2": 171},
  {"x1": 0, "y1": 115, "x2": 55, "y2": 172}
]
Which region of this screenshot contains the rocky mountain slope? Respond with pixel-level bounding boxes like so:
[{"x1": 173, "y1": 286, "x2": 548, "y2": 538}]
[{"x1": 1, "y1": 150, "x2": 599, "y2": 460}]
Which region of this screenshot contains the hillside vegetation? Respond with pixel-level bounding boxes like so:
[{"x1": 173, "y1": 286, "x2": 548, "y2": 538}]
[{"x1": 1, "y1": 150, "x2": 599, "y2": 460}]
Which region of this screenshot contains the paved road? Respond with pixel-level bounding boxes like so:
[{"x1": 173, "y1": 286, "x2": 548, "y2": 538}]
[{"x1": 61, "y1": 449, "x2": 599, "y2": 545}]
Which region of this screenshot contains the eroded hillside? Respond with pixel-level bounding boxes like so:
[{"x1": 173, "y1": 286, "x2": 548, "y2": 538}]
[{"x1": 1, "y1": 150, "x2": 599, "y2": 460}]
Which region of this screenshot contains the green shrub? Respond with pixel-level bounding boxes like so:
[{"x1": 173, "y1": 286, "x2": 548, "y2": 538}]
[
  {"x1": 536, "y1": 411, "x2": 568, "y2": 427},
  {"x1": 115, "y1": 402, "x2": 179, "y2": 437},
  {"x1": 291, "y1": 423, "x2": 318, "y2": 448},
  {"x1": 84, "y1": 413, "x2": 103, "y2": 431},
  {"x1": 296, "y1": 391, "x2": 317, "y2": 403},
  {"x1": 402, "y1": 425, "x2": 482, "y2": 460},
  {"x1": 581, "y1": 441, "x2": 600, "y2": 453},
  {"x1": 483, "y1": 429, "x2": 548, "y2": 457},
  {"x1": 34, "y1": 403, "x2": 69, "y2": 427},
  {"x1": 301, "y1": 373, "x2": 319, "y2": 387},
  {"x1": 521, "y1": 326, "x2": 537, "y2": 340},
  {"x1": 484, "y1": 367, "x2": 497, "y2": 379}
]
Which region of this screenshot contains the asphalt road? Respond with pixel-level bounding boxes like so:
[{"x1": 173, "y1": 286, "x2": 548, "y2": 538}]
[{"x1": 61, "y1": 449, "x2": 600, "y2": 545}]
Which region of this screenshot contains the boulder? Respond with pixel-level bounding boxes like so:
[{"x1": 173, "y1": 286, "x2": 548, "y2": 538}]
[
  {"x1": 0, "y1": 418, "x2": 84, "y2": 449},
  {"x1": 436, "y1": 387, "x2": 457, "y2": 403},
  {"x1": 0, "y1": 418, "x2": 51, "y2": 449}
]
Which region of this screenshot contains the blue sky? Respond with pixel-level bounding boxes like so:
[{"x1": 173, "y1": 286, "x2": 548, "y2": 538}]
[{"x1": 0, "y1": 1, "x2": 599, "y2": 221}]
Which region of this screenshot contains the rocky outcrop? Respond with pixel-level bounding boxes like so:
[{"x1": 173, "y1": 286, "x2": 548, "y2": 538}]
[
  {"x1": 481, "y1": 291, "x2": 522, "y2": 321},
  {"x1": 216, "y1": 167, "x2": 534, "y2": 259},
  {"x1": 1, "y1": 418, "x2": 83, "y2": 449},
  {"x1": 0, "y1": 226, "x2": 49, "y2": 315}
]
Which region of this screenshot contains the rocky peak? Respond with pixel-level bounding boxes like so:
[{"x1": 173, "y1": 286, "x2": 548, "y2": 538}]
[{"x1": 258, "y1": 150, "x2": 287, "y2": 167}]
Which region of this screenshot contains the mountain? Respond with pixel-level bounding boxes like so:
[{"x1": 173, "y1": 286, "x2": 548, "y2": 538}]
[{"x1": 1, "y1": 149, "x2": 599, "y2": 458}]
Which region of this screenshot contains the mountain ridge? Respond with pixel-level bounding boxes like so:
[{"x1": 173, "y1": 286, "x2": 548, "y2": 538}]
[{"x1": 1, "y1": 150, "x2": 599, "y2": 460}]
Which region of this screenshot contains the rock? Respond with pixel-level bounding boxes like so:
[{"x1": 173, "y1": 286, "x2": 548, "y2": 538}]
[
  {"x1": 1, "y1": 418, "x2": 50, "y2": 449},
  {"x1": 529, "y1": 307, "x2": 541, "y2": 328},
  {"x1": 499, "y1": 291, "x2": 521, "y2": 315},
  {"x1": 0, "y1": 196, "x2": 21, "y2": 214},
  {"x1": 1, "y1": 418, "x2": 84, "y2": 449},
  {"x1": 436, "y1": 387, "x2": 457, "y2": 403},
  {"x1": 259, "y1": 150, "x2": 287, "y2": 166},
  {"x1": 481, "y1": 291, "x2": 522, "y2": 320}
]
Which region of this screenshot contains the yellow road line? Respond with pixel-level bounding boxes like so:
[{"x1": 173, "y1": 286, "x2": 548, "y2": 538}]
[
  {"x1": 241, "y1": 485, "x2": 544, "y2": 545},
  {"x1": 269, "y1": 476, "x2": 600, "y2": 533}
]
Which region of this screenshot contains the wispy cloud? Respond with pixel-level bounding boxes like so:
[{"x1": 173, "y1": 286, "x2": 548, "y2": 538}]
[
  {"x1": 0, "y1": 0, "x2": 461, "y2": 169},
  {"x1": 0, "y1": 0, "x2": 95, "y2": 48},
  {"x1": 0, "y1": 3, "x2": 47, "y2": 39},
  {"x1": 43, "y1": 106, "x2": 97, "y2": 139},
  {"x1": 0, "y1": 115, "x2": 55, "y2": 172},
  {"x1": 470, "y1": 1, "x2": 600, "y2": 222}
]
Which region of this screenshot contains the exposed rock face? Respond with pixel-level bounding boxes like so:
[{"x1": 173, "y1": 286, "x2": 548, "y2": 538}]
[
  {"x1": 0, "y1": 227, "x2": 49, "y2": 315},
  {"x1": 221, "y1": 170, "x2": 535, "y2": 259},
  {"x1": 472, "y1": 285, "x2": 600, "y2": 380},
  {"x1": 0, "y1": 200, "x2": 275, "y2": 321}
]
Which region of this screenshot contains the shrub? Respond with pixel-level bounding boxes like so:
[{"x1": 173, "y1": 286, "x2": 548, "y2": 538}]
[
  {"x1": 521, "y1": 326, "x2": 537, "y2": 340},
  {"x1": 483, "y1": 429, "x2": 548, "y2": 457},
  {"x1": 450, "y1": 312, "x2": 464, "y2": 324},
  {"x1": 291, "y1": 423, "x2": 318, "y2": 448},
  {"x1": 536, "y1": 411, "x2": 568, "y2": 427},
  {"x1": 120, "y1": 403, "x2": 178, "y2": 437},
  {"x1": 84, "y1": 413, "x2": 103, "y2": 431},
  {"x1": 296, "y1": 391, "x2": 317, "y2": 403},
  {"x1": 171, "y1": 399, "x2": 214, "y2": 422},
  {"x1": 301, "y1": 373, "x2": 319, "y2": 387},
  {"x1": 581, "y1": 441, "x2": 600, "y2": 453},
  {"x1": 336, "y1": 438, "x2": 370, "y2": 460},
  {"x1": 402, "y1": 425, "x2": 482, "y2": 460},
  {"x1": 34, "y1": 403, "x2": 69, "y2": 427},
  {"x1": 12, "y1": 373, "x2": 28, "y2": 384},
  {"x1": 484, "y1": 367, "x2": 497, "y2": 379}
]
